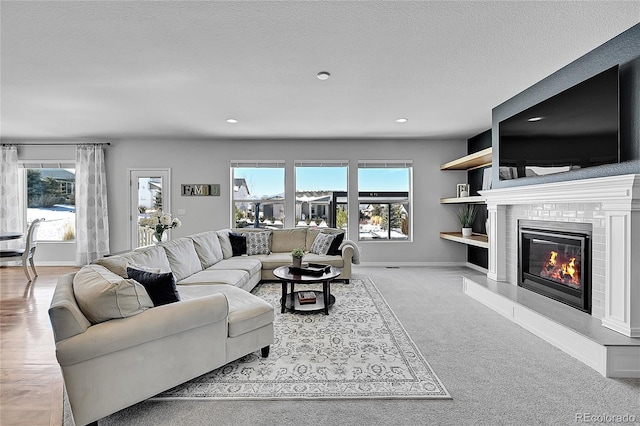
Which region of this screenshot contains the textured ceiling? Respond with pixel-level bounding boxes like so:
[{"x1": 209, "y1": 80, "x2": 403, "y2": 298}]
[{"x1": 1, "y1": 1, "x2": 638, "y2": 141}]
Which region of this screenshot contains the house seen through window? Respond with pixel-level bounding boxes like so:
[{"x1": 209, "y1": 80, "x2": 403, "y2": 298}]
[
  {"x1": 232, "y1": 162, "x2": 285, "y2": 228},
  {"x1": 295, "y1": 161, "x2": 348, "y2": 233},
  {"x1": 25, "y1": 165, "x2": 76, "y2": 241},
  {"x1": 358, "y1": 161, "x2": 412, "y2": 241}
]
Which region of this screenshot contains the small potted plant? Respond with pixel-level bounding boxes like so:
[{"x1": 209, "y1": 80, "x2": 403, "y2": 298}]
[
  {"x1": 456, "y1": 205, "x2": 477, "y2": 237},
  {"x1": 291, "y1": 248, "x2": 304, "y2": 268}
]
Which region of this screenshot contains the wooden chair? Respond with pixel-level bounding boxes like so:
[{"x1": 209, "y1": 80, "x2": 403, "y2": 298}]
[{"x1": 0, "y1": 218, "x2": 45, "y2": 282}]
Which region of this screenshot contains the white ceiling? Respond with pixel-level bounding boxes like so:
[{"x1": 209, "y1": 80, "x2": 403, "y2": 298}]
[{"x1": 1, "y1": 1, "x2": 638, "y2": 141}]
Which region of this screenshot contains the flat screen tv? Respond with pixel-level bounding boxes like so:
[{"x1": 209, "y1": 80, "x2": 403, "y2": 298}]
[{"x1": 498, "y1": 65, "x2": 619, "y2": 180}]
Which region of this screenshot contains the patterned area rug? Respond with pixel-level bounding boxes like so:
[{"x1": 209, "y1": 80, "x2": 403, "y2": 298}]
[{"x1": 152, "y1": 277, "x2": 450, "y2": 400}]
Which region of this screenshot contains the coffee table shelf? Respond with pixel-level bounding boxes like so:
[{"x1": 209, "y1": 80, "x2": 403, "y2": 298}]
[{"x1": 282, "y1": 291, "x2": 336, "y2": 313}]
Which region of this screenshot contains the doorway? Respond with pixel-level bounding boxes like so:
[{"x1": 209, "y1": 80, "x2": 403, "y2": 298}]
[{"x1": 129, "y1": 169, "x2": 171, "y2": 249}]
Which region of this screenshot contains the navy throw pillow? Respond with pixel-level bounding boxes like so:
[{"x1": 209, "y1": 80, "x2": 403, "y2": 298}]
[
  {"x1": 127, "y1": 267, "x2": 180, "y2": 307},
  {"x1": 327, "y1": 232, "x2": 345, "y2": 255},
  {"x1": 229, "y1": 232, "x2": 247, "y2": 256}
]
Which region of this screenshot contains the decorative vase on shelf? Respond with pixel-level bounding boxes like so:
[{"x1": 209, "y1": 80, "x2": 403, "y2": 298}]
[
  {"x1": 461, "y1": 227, "x2": 473, "y2": 237},
  {"x1": 485, "y1": 219, "x2": 490, "y2": 236}
]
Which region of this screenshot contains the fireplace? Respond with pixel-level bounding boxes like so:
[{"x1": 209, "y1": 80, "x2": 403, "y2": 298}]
[{"x1": 518, "y1": 220, "x2": 592, "y2": 314}]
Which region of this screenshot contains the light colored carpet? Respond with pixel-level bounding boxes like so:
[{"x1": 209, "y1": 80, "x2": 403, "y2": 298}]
[
  {"x1": 80, "y1": 266, "x2": 640, "y2": 425},
  {"x1": 151, "y1": 277, "x2": 450, "y2": 400}
]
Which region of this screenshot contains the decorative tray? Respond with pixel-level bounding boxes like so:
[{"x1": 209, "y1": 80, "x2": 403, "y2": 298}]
[{"x1": 288, "y1": 263, "x2": 331, "y2": 276}]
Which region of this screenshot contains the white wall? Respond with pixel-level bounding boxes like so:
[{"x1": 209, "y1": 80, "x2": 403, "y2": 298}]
[{"x1": 17, "y1": 138, "x2": 469, "y2": 265}]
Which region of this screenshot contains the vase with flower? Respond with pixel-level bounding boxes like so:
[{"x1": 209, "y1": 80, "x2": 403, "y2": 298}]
[{"x1": 139, "y1": 212, "x2": 182, "y2": 244}]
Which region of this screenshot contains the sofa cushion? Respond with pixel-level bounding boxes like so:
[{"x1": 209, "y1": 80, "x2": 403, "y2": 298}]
[
  {"x1": 255, "y1": 252, "x2": 294, "y2": 271},
  {"x1": 93, "y1": 251, "x2": 139, "y2": 278},
  {"x1": 309, "y1": 232, "x2": 336, "y2": 255},
  {"x1": 127, "y1": 267, "x2": 180, "y2": 306},
  {"x1": 178, "y1": 284, "x2": 274, "y2": 338},
  {"x1": 178, "y1": 269, "x2": 250, "y2": 288},
  {"x1": 73, "y1": 264, "x2": 153, "y2": 324},
  {"x1": 217, "y1": 229, "x2": 233, "y2": 259},
  {"x1": 243, "y1": 231, "x2": 271, "y2": 255},
  {"x1": 229, "y1": 232, "x2": 247, "y2": 256},
  {"x1": 301, "y1": 253, "x2": 344, "y2": 267},
  {"x1": 271, "y1": 228, "x2": 307, "y2": 253},
  {"x1": 161, "y1": 238, "x2": 202, "y2": 281},
  {"x1": 127, "y1": 246, "x2": 173, "y2": 274},
  {"x1": 305, "y1": 229, "x2": 321, "y2": 251},
  {"x1": 189, "y1": 231, "x2": 224, "y2": 268},
  {"x1": 126, "y1": 262, "x2": 162, "y2": 273},
  {"x1": 207, "y1": 257, "x2": 262, "y2": 277},
  {"x1": 225, "y1": 288, "x2": 274, "y2": 338}
]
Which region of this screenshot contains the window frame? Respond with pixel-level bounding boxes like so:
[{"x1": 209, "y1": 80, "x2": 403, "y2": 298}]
[
  {"x1": 19, "y1": 161, "x2": 77, "y2": 243},
  {"x1": 230, "y1": 161, "x2": 286, "y2": 229},
  {"x1": 357, "y1": 160, "x2": 413, "y2": 242},
  {"x1": 294, "y1": 160, "x2": 349, "y2": 231}
]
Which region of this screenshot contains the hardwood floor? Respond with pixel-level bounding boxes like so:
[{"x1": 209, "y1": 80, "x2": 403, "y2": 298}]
[{"x1": 0, "y1": 266, "x2": 79, "y2": 426}]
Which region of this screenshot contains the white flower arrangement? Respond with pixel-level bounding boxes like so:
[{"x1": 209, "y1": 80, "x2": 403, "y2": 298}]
[{"x1": 139, "y1": 212, "x2": 182, "y2": 242}]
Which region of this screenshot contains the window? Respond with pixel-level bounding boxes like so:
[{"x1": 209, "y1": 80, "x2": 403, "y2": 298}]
[
  {"x1": 231, "y1": 161, "x2": 285, "y2": 228},
  {"x1": 358, "y1": 161, "x2": 412, "y2": 241},
  {"x1": 22, "y1": 163, "x2": 76, "y2": 241},
  {"x1": 295, "y1": 161, "x2": 348, "y2": 233}
]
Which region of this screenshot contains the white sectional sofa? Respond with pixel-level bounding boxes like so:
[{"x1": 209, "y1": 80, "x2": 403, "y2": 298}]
[{"x1": 49, "y1": 227, "x2": 359, "y2": 425}]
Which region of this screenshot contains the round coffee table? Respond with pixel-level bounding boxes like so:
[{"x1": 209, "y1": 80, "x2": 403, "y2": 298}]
[{"x1": 273, "y1": 264, "x2": 342, "y2": 315}]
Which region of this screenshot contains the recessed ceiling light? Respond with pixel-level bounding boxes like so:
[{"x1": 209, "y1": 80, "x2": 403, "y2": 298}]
[
  {"x1": 395, "y1": 118, "x2": 408, "y2": 123},
  {"x1": 527, "y1": 116, "x2": 544, "y2": 122},
  {"x1": 226, "y1": 118, "x2": 238, "y2": 124},
  {"x1": 317, "y1": 71, "x2": 331, "y2": 80}
]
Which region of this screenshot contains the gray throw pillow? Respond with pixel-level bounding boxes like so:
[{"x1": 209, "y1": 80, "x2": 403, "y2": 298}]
[
  {"x1": 243, "y1": 231, "x2": 271, "y2": 255},
  {"x1": 309, "y1": 232, "x2": 336, "y2": 255}
]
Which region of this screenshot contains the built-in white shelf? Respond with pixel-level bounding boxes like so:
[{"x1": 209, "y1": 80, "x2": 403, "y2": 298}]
[
  {"x1": 440, "y1": 147, "x2": 492, "y2": 171},
  {"x1": 440, "y1": 196, "x2": 485, "y2": 204},
  {"x1": 439, "y1": 232, "x2": 488, "y2": 249}
]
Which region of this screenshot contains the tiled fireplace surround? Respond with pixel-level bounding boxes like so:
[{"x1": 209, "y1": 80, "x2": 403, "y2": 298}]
[
  {"x1": 466, "y1": 174, "x2": 640, "y2": 377},
  {"x1": 505, "y1": 201, "x2": 605, "y2": 317},
  {"x1": 484, "y1": 174, "x2": 640, "y2": 337}
]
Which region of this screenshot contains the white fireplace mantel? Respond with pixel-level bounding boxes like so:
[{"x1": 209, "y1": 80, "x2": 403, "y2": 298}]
[{"x1": 480, "y1": 174, "x2": 640, "y2": 338}]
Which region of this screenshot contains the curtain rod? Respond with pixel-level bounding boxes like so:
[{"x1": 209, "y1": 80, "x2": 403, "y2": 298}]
[{"x1": 2, "y1": 143, "x2": 110, "y2": 146}]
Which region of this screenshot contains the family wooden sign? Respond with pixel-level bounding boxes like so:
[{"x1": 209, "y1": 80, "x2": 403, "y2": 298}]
[{"x1": 181, "y1": 184, "x2": 220, "y2": 196}]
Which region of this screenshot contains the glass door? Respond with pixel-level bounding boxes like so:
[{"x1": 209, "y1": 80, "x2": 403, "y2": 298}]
[{"x1": 129, "y1": 169, "x2": 170, "y2": 249}]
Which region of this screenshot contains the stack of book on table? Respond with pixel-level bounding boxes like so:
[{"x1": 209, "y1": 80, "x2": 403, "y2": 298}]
[{"x1": 298, "y1": 291, "x2": 317, "y2": 304}]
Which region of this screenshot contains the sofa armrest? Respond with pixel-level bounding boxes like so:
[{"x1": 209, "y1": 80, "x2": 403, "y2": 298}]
[
  {"x1": 55, "y1": 294, "x2": 229, "y2": 366},
  {"x1": 49, "y1": 273, "x2": 92, "y2": 342},
  {"x1": 340, "y1": 239, "x2": 360, "y2": 264}
]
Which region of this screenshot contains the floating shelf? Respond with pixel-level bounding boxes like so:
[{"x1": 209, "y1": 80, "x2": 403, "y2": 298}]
[
  {"x1": 440, "y1": 196, "x2": 485, "y2": 204},
  {"x1": 440, "y1": 147, "x2": 492, "y2": 171},
  {"x1": 439, "y1": 232, "x2": 489, "y2": 249}
]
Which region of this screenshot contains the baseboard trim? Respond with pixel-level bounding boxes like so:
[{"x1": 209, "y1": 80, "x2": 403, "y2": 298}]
[
  {"x1": 356, "y1": 262, "x2": 467, "y2": 268},
  {"x1": 464, "y1": 262, "x2": 488, "y2": 274}
]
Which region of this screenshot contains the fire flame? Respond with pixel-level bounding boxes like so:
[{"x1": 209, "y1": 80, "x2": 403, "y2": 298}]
[{"x1": 541, "y1": 250, "x2": 580, "y2": 288}]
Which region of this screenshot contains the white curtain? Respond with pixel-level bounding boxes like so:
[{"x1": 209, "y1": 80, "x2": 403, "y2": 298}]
[
  {"x1": 0, "y1": 145, "x2": 23, "y2": 249},
  {"x1": 75, "y1": 144, "x2": 110, "y2": 265}
]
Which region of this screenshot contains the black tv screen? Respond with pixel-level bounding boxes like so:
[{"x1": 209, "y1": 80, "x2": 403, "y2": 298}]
[{"x1": 498, "y1": 65, "x2": 619, "y2": 180}]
